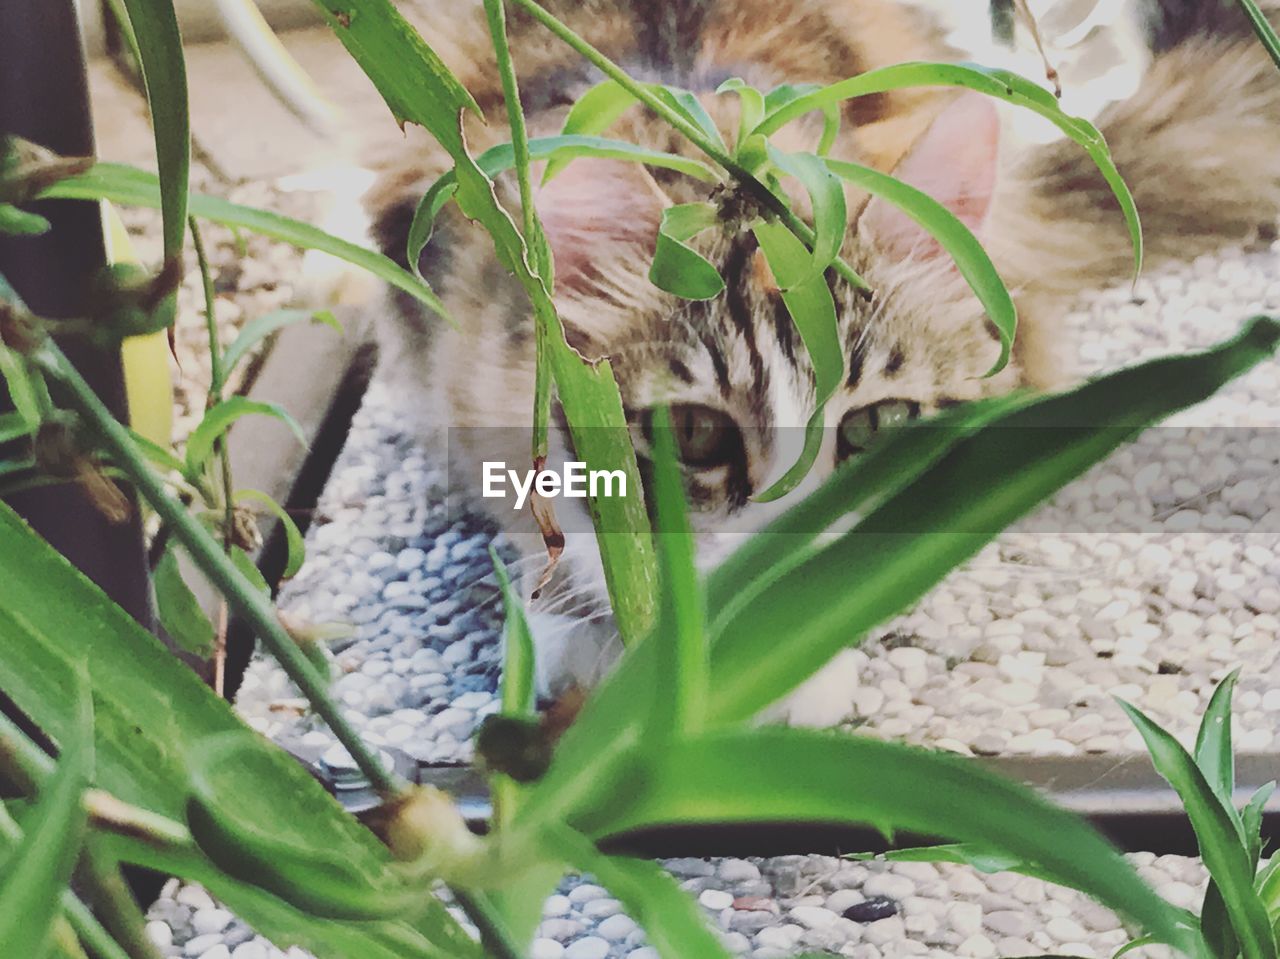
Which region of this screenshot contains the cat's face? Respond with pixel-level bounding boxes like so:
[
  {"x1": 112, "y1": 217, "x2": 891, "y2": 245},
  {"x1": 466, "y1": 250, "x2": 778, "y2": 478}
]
[{"x1": 543, "y1": 93, "x2": 1016, "y2": 571}]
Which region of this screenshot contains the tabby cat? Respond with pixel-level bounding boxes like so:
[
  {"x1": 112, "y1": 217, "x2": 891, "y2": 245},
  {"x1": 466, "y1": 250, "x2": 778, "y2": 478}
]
[{"x1": 364, "y1": 0, "x2": 1280, "y2": 716}]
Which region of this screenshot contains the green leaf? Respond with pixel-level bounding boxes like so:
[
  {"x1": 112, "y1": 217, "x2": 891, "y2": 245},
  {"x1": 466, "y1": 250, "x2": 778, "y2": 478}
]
[
  {"x1": 126, "y1": 427, "x2": 186, "y2": 479},
  {"x1": 0, "y1": 411, "x2": 33, "y2": 446},
  {"x1": 847, "y1": 843, "x2": 1056, "y2": 881},
  {"x1": 751, "y1": 220, "x2": 841, "y2": 501},
  {"x1": 1195, "y1": 669, "x2": 1241, "y2": 814},
  {"x1": 0, "y1": 202, "x2": 50, "y2": 235},
  {"x1": 117, "y1": 0, "x2": 189, "y2": 261},
  {"x1": 584, "y1": 728, "x2": 1191, "y2": 954},
  {"x1": 0, "y1": 680, "x2": 91, "y2": 959},
  {"x1": 492, "y1": 548, "x2": 535, "y2": 720},
  {"x1": 544, "y1": 79, "x2": 640, "y2": 181},
  {"x1": 651, "y1": 85, "x2": 727, "y2": 153},
  {"x1": 1243, "y1": 781, "x2": 1275, "y2": 870},
  {"x1": 222, "y1": 309, "x2": 342, "y2": 379},
  {"x1": 229, "y1": 545, "x2": 271, "y2": 596},
  {"x1": 705, "y1": 393, "x2": 1027, "y2": 626},
  {"x1": 715, "y1": 77, "x2": 765, "y2": 152},
  {"x1": 650, "y1": 202, "x2": 724, "y2": 300},
  {"x1": 1239, "y1": 0, "x2": 1280, "y2": 73},
  {"x1": 758, "y1": 61, "x2": 1143, "y2": 279},
  {"x1": 708, "y1": 318, "x2": 1280, "y2": 721},
  {"x1": 0, "y1": 503, "x2": 479, "y2": 958},
  {"x1": 154, "y1": 544, "x2": 216, "y2": 657},
  {"x1": 646, "y1": 407, "x2": 708, "y2": 735},
  {"x1": 236, "y1": 488, "x2": 306, "y2": 579},
  {"x1": 567, "y1": 835, "x2": 733, "y2": 959},
  {"x1": 184, "y1": 396, "x2": 305, "y2": 477},
  {"x1": 186, "y1": 731, "x2": 422, "y2": 920},
  {"x1": 825, "y1": 156, "x2": 1017, "y2": 375},
  {"x1": 43, "y1": 164, "x2": 446, "y2": 319},
  {"x1": 1120, "y1": 699, "x2": 1277, "y2": 959},
  {"x1": 766, "y1": 147, "x2": 846, "y2": 286}
]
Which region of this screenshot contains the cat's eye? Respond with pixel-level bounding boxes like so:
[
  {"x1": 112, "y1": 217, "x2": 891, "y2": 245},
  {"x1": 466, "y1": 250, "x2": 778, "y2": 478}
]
[
  {"x1": 837, "y1": 399, "x2": 920, "y2": 463},
  {"x1": 643, "y1": 404, "x2": 744, "y2": 469}
]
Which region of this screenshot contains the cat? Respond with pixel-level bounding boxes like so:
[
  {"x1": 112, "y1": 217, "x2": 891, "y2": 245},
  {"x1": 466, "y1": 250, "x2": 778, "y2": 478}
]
[{"x1": 362, "y1": 0, "x2": 1280, "y2": 719}]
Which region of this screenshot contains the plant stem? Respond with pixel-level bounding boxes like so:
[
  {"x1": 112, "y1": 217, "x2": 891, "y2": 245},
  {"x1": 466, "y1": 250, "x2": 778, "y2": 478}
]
[
  {"x1": 481, "y1": 0, "x2": 555, "y2": 463},
  {"x1": 30, "y1": 341, "x2": 403, "y2": 796},
  {"x1": 0, "y1": 704, "x2": 56, "y2": 793},
  {"x1": 78, "y1": 847, "x2": 167, "y2": 959},
  {"x1": 504, "y1": 0, "x2": 870, "y2": 291},
  {"x1": 190, "y1": 218, "x2": 237, "y2": 697},
  {"x1": 454, "y1": 889, "x2": 523, "y2": 959}
]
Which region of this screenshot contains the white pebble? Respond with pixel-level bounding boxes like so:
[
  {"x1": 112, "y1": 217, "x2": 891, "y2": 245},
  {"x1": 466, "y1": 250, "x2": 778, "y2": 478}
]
[
  {"x1": 564, "y1": 937, "x2": 610, "y2": 959},
  {"x1": 699, "y1": 889, "x2": 734, "y2": 911}
]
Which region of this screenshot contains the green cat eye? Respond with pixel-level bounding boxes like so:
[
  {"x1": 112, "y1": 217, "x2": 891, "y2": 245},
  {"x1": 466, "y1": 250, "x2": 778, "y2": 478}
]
[
  {"x1": 837, "y1": 399, "x2": 920, "y2": 463},
  {"x1": 643, "y1": 404, "x2": 744, "y2": 469}
]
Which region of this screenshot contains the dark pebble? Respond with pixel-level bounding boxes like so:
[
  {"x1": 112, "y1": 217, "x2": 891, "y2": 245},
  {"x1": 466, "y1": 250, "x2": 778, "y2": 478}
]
[{"x1": 843, "y1": 896, "x2": 898, "y2": 922}]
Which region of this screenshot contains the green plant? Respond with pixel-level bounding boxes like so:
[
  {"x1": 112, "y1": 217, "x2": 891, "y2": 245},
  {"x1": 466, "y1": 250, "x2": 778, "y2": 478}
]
[
  {"x1": 2, "y1": 2, "x2": 1279, "y2": 959},
  {"x1": 851, "y1": 670, "x2": 1280, "y2": 959}
]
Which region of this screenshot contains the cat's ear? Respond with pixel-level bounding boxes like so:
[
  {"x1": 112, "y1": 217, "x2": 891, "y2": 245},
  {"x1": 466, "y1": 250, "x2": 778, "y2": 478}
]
[
  {"x1": 859, "y1": 92, "x2": 1000, "y2": 259},
  {"x1": 534, "y1": 158, "x2": 666, "y2": 294}
]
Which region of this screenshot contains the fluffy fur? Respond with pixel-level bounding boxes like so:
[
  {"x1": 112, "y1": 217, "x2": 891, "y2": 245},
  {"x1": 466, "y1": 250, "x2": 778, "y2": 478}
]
[{"x1": 365, "y1": 0, "x2": 1280, "y2": 712}]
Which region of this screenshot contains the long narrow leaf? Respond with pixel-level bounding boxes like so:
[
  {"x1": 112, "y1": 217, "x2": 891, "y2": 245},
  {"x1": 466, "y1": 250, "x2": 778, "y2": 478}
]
[
  {"x1": 0, "y1": 681, "x2": 92, "y2": 959},
  {"x1": 118, "y1": 0, "x2": 189, "y2": 260},
  {"x1": 757, "y1": 61, "x2": 1142, "y2": 279},
  {"x1": 222, "y1": 309, "x2": 341, "y2": 379},
  {"x1": 751, "y1": 220, "x2": 842, "y2": 501},
  {"x1": 767, "y1": 147, "x2": 846, "y2": 286},
  {"x1": 709, "y1": 318, "x2": 1279, "y2": 721},
  {"x1": 1120, "y1": 700, "x2": 1277, "y2": 959},
  {"x1": 567, "y1": 832, "x2": 733, "y2": 959},
  {"x1": 826, "y1": 156, "x2": 1017, "y2": 375},
  {"x1": 236, "y1": 489, "x2": 306, "y2": 578},
  {"x1": 584, "y1": 728, "x2": 1191, "y2": 953},
  {"x1": 154, "y1": 544, "x2": 216, "y2": 657},
  {"x1": 647, "y1": 407, "x2": 708, "y2": 735},
  {"x1": 43, "y1": 165, "x2": 446, "y2": 318},
  {"x1": 1196, "y1": 669, "x2": 1243, "y2": 833},
  {"x1": 184, "y1": 397, "x2": 306, "y2": 477},
  {"x1": 544, "y1": 79, "x2": 641, "y2": 181}
]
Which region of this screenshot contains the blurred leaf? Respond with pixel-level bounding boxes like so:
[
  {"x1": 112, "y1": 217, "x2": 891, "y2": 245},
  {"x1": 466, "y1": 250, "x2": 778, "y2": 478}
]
[
  {"x1": 186, "y1": 732, "x2": 420, "y2": 920},
  {"x1": 766, "y1": 147, "x2": 845, "y2": 286},
  {"x1": 43, "y1": 164, "x2": 446, "y2": 319},
  {"x1": 126, "y1": 427, "x2": 187, "y2": 479},
  {"x1": 0, "y1": 503, "x2": 479, "y2": 958},
  {"x1": 184, "y1": 396, "x2": 305, "y2": 477},
  {"x1": 847, "y1": 842, "x2": 1057, "y2": 880},
  {"x1": 116, "y1": 0, "x2": 189, "y2": 262},
  {"x1": 1120, "y1": 699, "x2": 1277, "y2": 959},
  {"x1": 751, "y1": 219, "x2": 841, "y2": 501},
  {"x1": 229, "y1": 545, "x2": 271, "y2": 596},
  {"x1": 0, "y1": 679, "x2": 91, "y2": 959},
  {"x1": 647, "y1": 407, "x2": 707, "y2": 735},
  {"x1": 154, "y1": 545, "x2": 216, "y2": 657},
  {"x1": 0, "y1": 411, "x2": 33, "y2": 445},
  {"x1": 709, "y1": 318, "x2": 1280, "y2": 721},
  {"x1": 650, "y1": 202, "x2": 724, "y2": 299},
  {"x1": 222, "y1": 309, "x2": 342, "y2": 379},
  {"x1": 757, "y1": 61, "x2": 1143, "y2": 279},
  {"x1": 0, "y1": 203, "x2": 50, "y2": 235},
  {"x1": 0, "y1": 345, "x2": 43, "y2": 428},
  {"x1": 1239, "y1": 0, "x2": 1280, "y2": 72},
  {"x1": 492, "y1": 549, "x2": 535, "y2": 720},
  {"x1": 826, "y1": 156, "x2": 1017, "y2": 375},
  {"x1": 585, "y1": 728, "x2": 1191, "y2": 953},
  {"x1": 522, "y1": 321, "x2": 1280, "y2": 873},
  {"x1": 236, "y1": 488, "x2": 305, "y2": 579},
  {"x1": 571, "y1": 840, "x2": 732, "y2": 959},
  {"x1": 706, "y1": 393, "x2": 1027, "y2": 626}
]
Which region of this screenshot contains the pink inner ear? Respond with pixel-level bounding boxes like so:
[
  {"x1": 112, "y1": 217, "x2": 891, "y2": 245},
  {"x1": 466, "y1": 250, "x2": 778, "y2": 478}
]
[
  {"x1": 534, "y1": 159, "x2": 664, "y2": 293},
  {"x1": 862, "y1": 92, "x2": 1001, "y2": 259}
]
